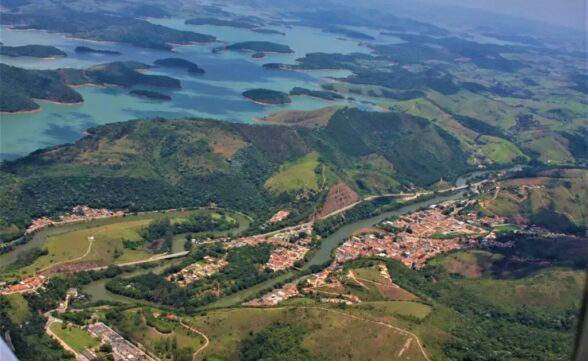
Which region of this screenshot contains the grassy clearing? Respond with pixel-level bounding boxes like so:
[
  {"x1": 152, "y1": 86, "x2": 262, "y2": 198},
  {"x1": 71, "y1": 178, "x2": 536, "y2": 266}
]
[
  {"x1": 521, "y1": 135, "x2": 574, "y2": 164},
  {"x1": 430, "y1": 250, "x2": 503, "y2": 278},
  {"x1": 50, "y1": 322, "x2": 99, "y2": 353},
  {"x1": 265, "y1": 151, "x2": 321, "y2": 193},
  {"x1": 189, "y1": 305, "x2": 428, "y2": 361},
  {"x1": 478, "y1": 135, "x2": 527, "y2": 165},
  {"x1": 256, "y1": 106, "x2": 342, "y2": 128},
  {"x1": 455, "y1": 268, "x2": 585, "y2": 314},
  {"x1": 4, "y1": 293, "x2": 30, "y2": 324}
]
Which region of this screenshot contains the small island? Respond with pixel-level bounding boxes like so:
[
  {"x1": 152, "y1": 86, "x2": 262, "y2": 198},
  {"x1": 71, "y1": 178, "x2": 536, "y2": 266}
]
[
  {"x1": 289, "y1": 87, "x2": 344, "y2": 101},
  {"x1": 154, "y1": 58, "x2": 205, "y2": 75},
  {"x1": 242, "y1": 88, "x2": 291, "y2": 105},
  {"x1": 323, "y1": 26, "x2": 375, "y2": 40},
  {"x1": 185, "y1": 17, "x2": 257, "y2": 29},
  {"x1": 75, "y1": 46, "x2": 121, "y2": 55},
  {"x1": 0, "y1": 44, "x2": 66, "y2": 58},
  {"x1": 252, "y1": 52, "x2": 266, "y2": 59},
  {"x1": 129, "y1": 89, "x2": 171, "y2": 101},
  {"x1": 251, "y1": 28, "x2": 285, "y2": 35},
  {"x1": 215, "y1": 41, "x2": 293, "y2": 54}
]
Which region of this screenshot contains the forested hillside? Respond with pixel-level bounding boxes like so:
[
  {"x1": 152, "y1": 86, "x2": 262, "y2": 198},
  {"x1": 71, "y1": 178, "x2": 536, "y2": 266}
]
[{"x1": 0, "y1": 109, "x2": 471, "y2": 236}]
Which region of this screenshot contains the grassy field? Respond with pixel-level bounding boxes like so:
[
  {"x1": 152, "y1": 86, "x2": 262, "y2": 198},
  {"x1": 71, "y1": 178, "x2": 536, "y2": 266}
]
[
  {"x1": 352, "y1": 266, "x2": 418, "y2": 301},
  {"x1": 484, "y1": 170, "x2": 588, "y2": 229},
  {"x1": 265, "y1": 151, "x2": 321, "y2": 193},
  {"x1": 188, "y1": 304, "x2": 429, "y2": 361},
  {"x1": 50, "y1": 322, "x2": 99, "y2": 353},
  {"x1": 430, "y1": 250, "x2": 504, "y2": 278},
  {"x1": 455, "y1": 268, "x2": 585, "y2": 314},
  {"x1": 11, "y1": 209, "x2": 245, "y2": 277},
  {"x1": 256, "y1": 106, "x2": 342, "y2": 128},
  {"x1": 3, "y1": 293, "x2": 31, "y2": 324},
  {"x1": 478, "y1": 135, "x2": 526, "y2": 165}
]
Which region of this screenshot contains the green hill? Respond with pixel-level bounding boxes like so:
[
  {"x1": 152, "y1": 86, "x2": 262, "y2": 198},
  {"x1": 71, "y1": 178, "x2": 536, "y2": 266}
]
[{"x1": 0, "y1": 109, "x2": 471, "y2": 235}]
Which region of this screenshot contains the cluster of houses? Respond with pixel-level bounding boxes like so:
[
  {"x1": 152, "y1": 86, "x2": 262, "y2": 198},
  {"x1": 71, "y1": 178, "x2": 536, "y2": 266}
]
[
  {"x1": 334, "y1": 201, "x2": 501, "y2": 268},
  {"x1": 0, "y1": 274, "x2": 46, "y2": 295},
  {"x1": 267, "y1": 210, "x2": 290, "y2": 224},
  {"x1": 265, "y1": 245, "x2": 309, "y2": 271},
  {"x1": 167, "y1": 256, "x2": 228, "y2": 287},
  {"x1": 26, "y1": 206, "x2": 124, "y2": 234}
]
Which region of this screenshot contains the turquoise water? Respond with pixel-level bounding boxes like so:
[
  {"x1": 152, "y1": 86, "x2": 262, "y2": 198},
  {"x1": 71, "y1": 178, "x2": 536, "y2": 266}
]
[{"x1": 0, "y1": 19, "x2": 379, "y2": 160}]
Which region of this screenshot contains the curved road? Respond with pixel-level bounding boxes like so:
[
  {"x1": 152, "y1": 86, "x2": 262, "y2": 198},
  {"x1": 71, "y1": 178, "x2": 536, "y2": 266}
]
[{"x1": 179, "y1": 320, "x2": 210, "y2": 360}]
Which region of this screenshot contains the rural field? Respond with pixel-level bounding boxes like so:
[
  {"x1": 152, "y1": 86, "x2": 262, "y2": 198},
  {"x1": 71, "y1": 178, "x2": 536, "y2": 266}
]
[
  {"x1": 265, "y1": 151, "x2": 322, "y2": 194},
  {"x1": 187, "y1": 303, "x2": 431, "y2": 361}
]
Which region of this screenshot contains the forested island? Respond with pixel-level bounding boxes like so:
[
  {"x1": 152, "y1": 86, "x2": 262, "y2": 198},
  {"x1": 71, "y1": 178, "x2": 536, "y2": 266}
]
[
  {"x1": 289, "y1": 87, "x2": 344, "y2": 101},
  {"x1": 185, "y1": 17, "x2": 258, "y2": 28},
  {"x1": 215, "y1": 41, "x2": 293, "y2": 54},
  {"x1": 0, "y1": 62, "x2": 180, "y2": 112},
  {"x1": 0, "y1": 44, "x2": 66, "y2": 58},
  {"x1": 242, "y1": 89, "x2": 292, "y2": 105},
  {"x1": 74, "y1": 46, "x2": 121, "y2": 55},
  {"x1": 323, "y1": 26, "x2": 375, "y2": 40},
  {"x1": 154, "y1": 58, "x2": 205, "y2": 75},
  {"x1": 1, "y1": 9, "x2": 215, "y2": 50},
  {"x1": 129, "y1": 90, "x2": 171, "y2": 101},
  {"x1": 0, "y1": 64, "x2": 83, "y2": 113}
]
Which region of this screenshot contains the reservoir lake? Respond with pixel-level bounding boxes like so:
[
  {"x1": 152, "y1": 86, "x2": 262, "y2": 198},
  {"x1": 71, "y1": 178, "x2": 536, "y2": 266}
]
[{"x1": 0, "y1": 19, "x2": 400, "y2": 160}]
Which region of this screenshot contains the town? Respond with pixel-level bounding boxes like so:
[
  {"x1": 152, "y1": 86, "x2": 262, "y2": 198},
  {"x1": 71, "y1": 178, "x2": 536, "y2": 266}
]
[{"x1": 248, "y1": 200, "x2": 510, "y2": 306}]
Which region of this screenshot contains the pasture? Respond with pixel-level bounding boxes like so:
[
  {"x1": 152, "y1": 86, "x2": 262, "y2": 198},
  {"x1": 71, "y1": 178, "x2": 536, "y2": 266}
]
[{"x1": 265, "y1": 151, "x2": 321, "y2": 193}]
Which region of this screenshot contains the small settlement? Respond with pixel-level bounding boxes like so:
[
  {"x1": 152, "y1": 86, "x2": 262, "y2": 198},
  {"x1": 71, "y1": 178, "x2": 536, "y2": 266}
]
[
  {"x1": 27, "y1": 206, "x2": 124, "y2": 234},
  {"x1": 0, "y1": 275, "x2": 46, "y2": 295},
  {"x1": 167, "y1": 256, "x2": 228, "y2": 287}
]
